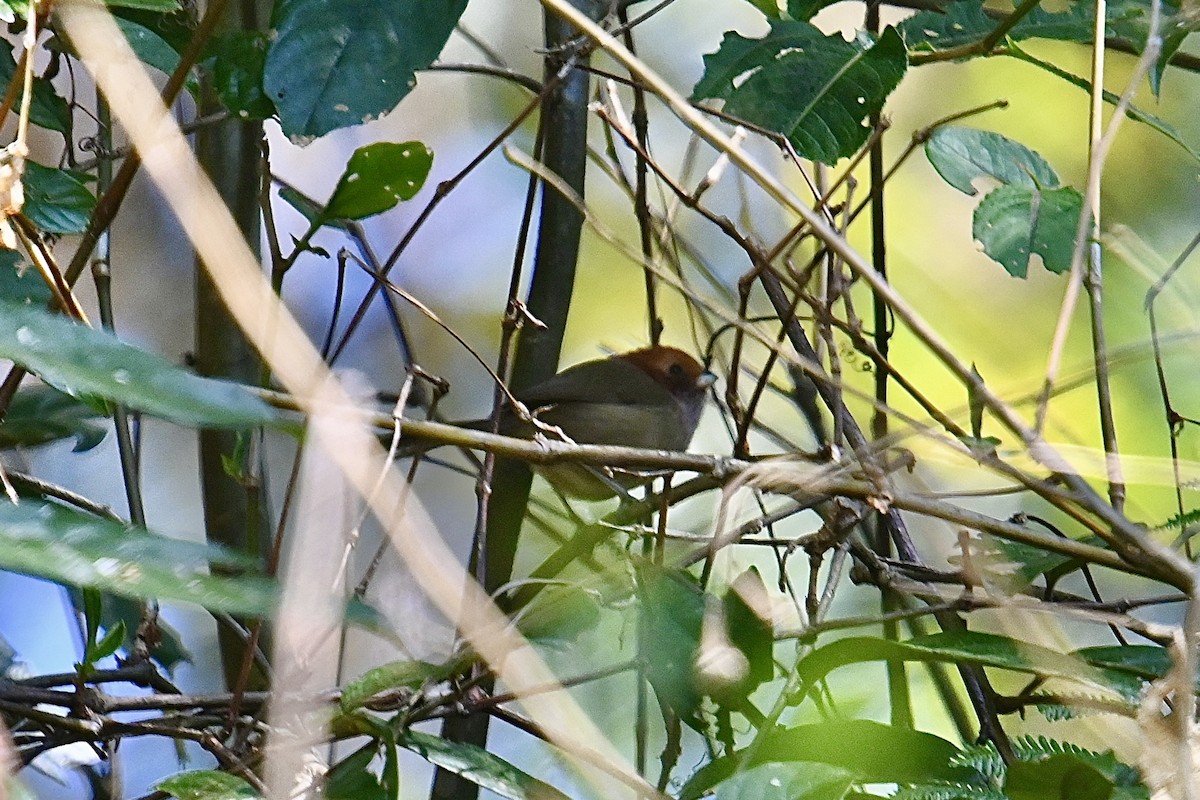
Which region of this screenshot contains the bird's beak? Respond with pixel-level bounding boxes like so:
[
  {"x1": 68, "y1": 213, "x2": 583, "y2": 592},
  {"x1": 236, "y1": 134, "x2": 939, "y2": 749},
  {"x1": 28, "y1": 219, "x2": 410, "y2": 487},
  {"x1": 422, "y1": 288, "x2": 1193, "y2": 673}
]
[{"x1": 698, "y1": 370, "x2": 718, "y2": 389}]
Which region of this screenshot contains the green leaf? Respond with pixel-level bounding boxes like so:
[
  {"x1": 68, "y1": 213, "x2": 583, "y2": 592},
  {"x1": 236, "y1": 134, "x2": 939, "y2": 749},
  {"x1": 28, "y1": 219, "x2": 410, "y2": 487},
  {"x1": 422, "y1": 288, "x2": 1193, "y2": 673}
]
[
  {"x1": 115, "y1": 16, "x2": 179, "y2": 77},
  {"x1": 85, "y1": 618, "x2": 127, "y2": 663},
  {"x1": 925, "y1": 127, "x2": 1083, "y2": 277},
  {"x1": 0, "y1": 250, "x2": 50, "y2": 306},
  {"x1": 264, "y1": 0, "x2": 468, "y2": 140},
  {"x1": 0, "y1": 41, "x2": 71, "y2": 134},
  {"x1": 638, "y1": 563, "x2": 704, "y2": 726},
  {"x1": 714, "y1": 761, "x2": 856, "y2": 800},
  {"x1": 0, "y1": 301, "x2": 278, "y2": 428},
  {"x1": 722, "y1": 568, "x2": 774, "y2": 699},
  {"x1": 1006, "y1": 754, "x2": 1113, "y2": 800},
  {"x1": 340, "y1": 658, "x2": 457, "y2": 712},
  {"x1": 326, "y1": 747, "x2": 387, "y2": 800},
  {"x1": 795, "y1": 632, "x2": 1144, "y2": 700},
  {"x1": 1075, "y1": 645, "x2": 1170, "y2": 681},
  {"x1": 208, "y1": 31, "x2": 275, "y2": 120},
  {"x1": 72, "y1": 590, "x2": 192, "y2": 671},
  {"x1": 514, "y1": 583, "x2": 600, "y2": 646},
  {"x1": 158, "y1": 770, "x2": 259, "y2": 800},
  {"x1": 323, "y1": 141, "x2": 433, "y2": 221},
  {"x1": 973, "y1": 184, "x2": 1083, "y2": 277},
  {"x1": 926, "y1": 127, "x2": 1061, "y2": 195},
  {"x1": 23, "y1": 162, "x2": 95, "y2": 234},
  {"x1": 693, "y1": 23, "x2": 906, "y2": 164},
  {"x1": 681, "y1": 720, "x2": 972, "y2": 800},
  {"x1": 902, "y1": 0, "x2": 1195, "y2": 94},
  {"x1": 0, "y1": 500, "x2": 278, "y2": 615},
  {"x1": 0, "y1": 384, "x2": 107, "y2": 452},
  {"x1": 397, "y1": 729, "x2": 570, "y2": 800}
]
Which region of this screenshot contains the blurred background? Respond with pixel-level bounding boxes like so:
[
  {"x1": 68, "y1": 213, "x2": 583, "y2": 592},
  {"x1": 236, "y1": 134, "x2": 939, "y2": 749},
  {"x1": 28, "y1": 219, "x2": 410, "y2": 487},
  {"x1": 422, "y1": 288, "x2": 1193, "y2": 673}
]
[{"x1": 1, "y1": 0, "x2": 1198, "y2": 795}]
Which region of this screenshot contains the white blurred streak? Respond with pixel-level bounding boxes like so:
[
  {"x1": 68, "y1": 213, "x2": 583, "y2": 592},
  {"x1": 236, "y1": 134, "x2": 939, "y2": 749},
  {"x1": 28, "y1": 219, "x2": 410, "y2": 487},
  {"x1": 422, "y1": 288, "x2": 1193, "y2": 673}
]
[
  {"x1": 57, "y1": 1, "x2": 652, "y2": 795},
  {"x1": 264, "y1": 373, "x2": 371, "y2": 799}
]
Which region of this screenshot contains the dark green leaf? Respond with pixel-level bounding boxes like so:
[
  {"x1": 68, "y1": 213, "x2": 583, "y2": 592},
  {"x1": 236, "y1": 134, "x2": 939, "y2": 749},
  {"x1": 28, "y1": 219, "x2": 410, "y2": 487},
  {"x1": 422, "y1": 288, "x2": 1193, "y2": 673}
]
[
  {"x1": 721, "y1": 568, "x2": 774, "y2": 700},
  {"x1": 926, "y1": 127, "x2": 1060, "y2": 195},
  {"x1": 340, "y1": 659, "x2": 456, "y2": 712},
  {"x1": 514, "y1": 583, "x2": 600, "y2": 646},
  {"x1": 795, "y1": 632, "x2": 1143, "y2": 699},
  {"x1": 0, "y1": 251, "x2": 50, "y2": 307},
  {"x1": 0, "y1": 300, "x2": 278, "y2": 428},
  {"x1": 24, "y1": 162, "x2": 95, "y2": 234},
  {"x1": 0, "y1": 384, "x2": 106, "y2": 452},
  {"x1": 326, "y1": 746, "x2": 387, "y2": 800},
  {"x1": 787, "y1": 0, "x2": 840, "y2": 20},
  {"x1": 1075, "y1": 645, "x2": 1170, "y2": 681},
  {"x1": 973, "y1": 184, "x2": 1083, "y2": 277},
  {"x1": 638, "y1": 563, "x2": 704, "y2": 726},
  {"x1": 157, "y1": 770, "x2": 259, "y2": 800},
  {"x1": 73, "y1": 591, "x2": 192, "y2": 671},
  {"x1": 397, "y1": 729, "x2": 570, "y2": 800},
  {"x1": 0, "y1": 500, "x2": 277, "y2": 615},
  {"x1": 693, "y1": 22, "x2": 906, "y2": 163},
  {"x1": 264, "y1": 0, "x2": 468, "y2": 140},
  {"x1": 681, "y1": 720, "x2": 972, "y2": 800},
  {"x1": 989, "y1": 536, "x2": 1076, "y2": 588},
  {"x1": 323, "y1": 141, "x2": 432, "y2": 220},
  {"x1": 1006, "y1": 754, "x2": 1113, "y2": 800},
  {"x1": 0, "y1": 41, "x2": 70, "y2": 134},
  {"x1": 714, "y1": 761, "x2": 856, "y2": 800},
  {"x1": 209, "y1": 31, "x2": 275, "y2": 120},
  {"x1": 115, "y1": 17, "x2": 179, "y2": 76}
]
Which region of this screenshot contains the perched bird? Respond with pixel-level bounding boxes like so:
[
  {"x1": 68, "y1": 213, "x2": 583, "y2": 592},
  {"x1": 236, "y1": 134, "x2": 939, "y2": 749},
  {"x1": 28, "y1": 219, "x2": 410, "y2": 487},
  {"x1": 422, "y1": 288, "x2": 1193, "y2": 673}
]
[{"x1": 408, "y1": 346, "x2": 716, "y2": 499}]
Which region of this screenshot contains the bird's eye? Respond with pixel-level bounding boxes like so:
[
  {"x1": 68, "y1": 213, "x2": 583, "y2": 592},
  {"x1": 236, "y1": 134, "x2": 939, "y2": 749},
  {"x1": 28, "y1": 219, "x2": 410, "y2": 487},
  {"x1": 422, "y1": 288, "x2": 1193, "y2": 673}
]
[{"x1": 668, "y1": 362, "x2": 685, "y2": 377}]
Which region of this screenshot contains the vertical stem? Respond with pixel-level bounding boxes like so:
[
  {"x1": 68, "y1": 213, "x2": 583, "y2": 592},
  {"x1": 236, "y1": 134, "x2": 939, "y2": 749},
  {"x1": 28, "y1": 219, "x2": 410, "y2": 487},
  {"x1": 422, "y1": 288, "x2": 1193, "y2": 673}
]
[
  {"x1": 1084, "y1": 0, "x2": 1125, "y2": 512},
  {"x1": 194, "y1": 0, "x2": 271, "y2": 690},
  {"x1": 430, "y1": 4, "x2": 601, "y2": 799}
]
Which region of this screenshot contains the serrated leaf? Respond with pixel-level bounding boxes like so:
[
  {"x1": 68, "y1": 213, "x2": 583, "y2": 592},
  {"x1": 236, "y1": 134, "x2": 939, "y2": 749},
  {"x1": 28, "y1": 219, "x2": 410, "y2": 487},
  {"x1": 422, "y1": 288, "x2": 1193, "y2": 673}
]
[
  {"x1": 0, "y1": 500, "x2": 277, "y2": 615},
  {"x1": 397, "y1": 730, "x2": 570, "y2": 800},
  {"x1": 158, "y1": 770, "x2": 259, "y2": 800},
  {"x1": 23, "y1": 162, "x2": 95, "y2": 234},
  {"x1": 902, "y1": 0, "x2": 1195, "y2": 94},
  {"x1": 795, "y1": 632, "x2": 1143, "y2": 700},
  {"x1": 0, "y1": 384, "x2": 107, "y2": 452},
  {"x1": 1075, "y1": 645, "x2": 1169, "y2": 681},
  {"x1": 323, "y1": 141, "x2": 432, "y2": 220},
  {"x1": 264, "y1": 0, "x2": 468, "y2": 140},
  {"x1": 340, "y1": 659, "x2": 457, "y2": 712},
  {"x1": 693, "y1": 22, "x2": 906, "y2": 163},
  {"x1": 681, "y1": 720, "x2": 972, "y2": 800},
  {"x1": 0, "y1": 301, "x2": 278, "y2": 428},
  {"x1": 1006, "y1": 754, "x2": 1113, "y2": 800},
  {"x1": 209, "y1": 31, "x2": 274, "y2": 120},
  {"x1": 973, "y1": 184, "x2": 1083, "y2": 277},
  {"x1": 713, "y1": 761, "x2": 856, "y2": 800},
  {"x1": 926, "y1": 127, "x2": 1061, "y2": 195}
]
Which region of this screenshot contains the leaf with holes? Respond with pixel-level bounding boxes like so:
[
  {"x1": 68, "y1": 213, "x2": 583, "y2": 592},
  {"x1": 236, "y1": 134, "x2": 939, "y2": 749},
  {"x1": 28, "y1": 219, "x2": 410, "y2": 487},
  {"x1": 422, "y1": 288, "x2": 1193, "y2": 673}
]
[
  {"x1": 693, "y1": 21, "x2": 906, "y2": 164},
  {"x1": 323, "y1": 141, "x2": 432, "y2": 221},
  {"x1": 264, "y1": 0, "x2": 467, "y2": 141}
]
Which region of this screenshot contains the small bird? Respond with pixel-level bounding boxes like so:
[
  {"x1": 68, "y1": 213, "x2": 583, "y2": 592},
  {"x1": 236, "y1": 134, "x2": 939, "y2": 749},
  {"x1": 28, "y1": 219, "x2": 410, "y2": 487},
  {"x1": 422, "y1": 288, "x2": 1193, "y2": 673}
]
[{"x1": 409, "y1": 346, "x2": 716, "y2": 499}]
